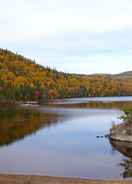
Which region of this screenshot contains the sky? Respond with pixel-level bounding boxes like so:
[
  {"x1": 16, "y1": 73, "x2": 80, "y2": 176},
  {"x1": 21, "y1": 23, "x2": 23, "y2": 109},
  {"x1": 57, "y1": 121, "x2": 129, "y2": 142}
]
[{"x1": 0, "y1": 0, "x2": 132, "y2": 74}]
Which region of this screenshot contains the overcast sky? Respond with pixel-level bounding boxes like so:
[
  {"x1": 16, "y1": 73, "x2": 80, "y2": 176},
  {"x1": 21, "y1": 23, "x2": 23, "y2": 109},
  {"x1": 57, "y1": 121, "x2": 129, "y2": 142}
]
[{"x1": 1, "y1": 0, "x2": 132, "y2": 74}]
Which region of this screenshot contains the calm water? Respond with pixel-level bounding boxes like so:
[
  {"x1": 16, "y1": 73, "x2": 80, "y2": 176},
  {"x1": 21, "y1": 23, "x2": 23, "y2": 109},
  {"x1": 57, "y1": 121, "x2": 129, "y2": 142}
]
[{"x1": 1, "y1": 97, "x2": 132, "y2": 179}]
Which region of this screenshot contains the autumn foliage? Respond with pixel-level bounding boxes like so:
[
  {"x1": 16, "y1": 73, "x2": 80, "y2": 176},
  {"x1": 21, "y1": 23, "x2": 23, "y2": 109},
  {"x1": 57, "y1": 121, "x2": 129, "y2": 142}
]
[{"x1": 0, "y1": 48, "x2": 132, "y2": 101}]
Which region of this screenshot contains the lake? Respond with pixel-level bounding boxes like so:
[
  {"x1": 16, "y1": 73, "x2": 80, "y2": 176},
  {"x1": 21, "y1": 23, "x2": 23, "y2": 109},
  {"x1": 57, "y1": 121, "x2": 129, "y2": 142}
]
[{"x1": 1, "y1": 97, "x2": 132, "y2": 179}]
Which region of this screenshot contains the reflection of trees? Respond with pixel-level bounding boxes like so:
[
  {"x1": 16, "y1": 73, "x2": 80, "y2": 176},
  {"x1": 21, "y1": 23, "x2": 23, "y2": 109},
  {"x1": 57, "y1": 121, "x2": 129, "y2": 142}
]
[
  {"x1": 120, "y1": 158, "x2": 132, "y2": 178},
  {"x1": 109, "y1": 139, "x2": 132, "y2": 178},
  {"x1": 48, "y1": 101, "x2": 132, "y2": 109},
  {"x1": 0, "y1": 106, "x2": 60, "y2": 146}
]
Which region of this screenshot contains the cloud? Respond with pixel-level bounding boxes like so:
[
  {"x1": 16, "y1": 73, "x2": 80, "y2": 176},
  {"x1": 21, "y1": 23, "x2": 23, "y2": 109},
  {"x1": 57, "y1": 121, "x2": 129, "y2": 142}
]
[
  {"x1": 43, "y1": 54, "x2": 132, "y2": 74},
  {"x1": 0, "y1": 0, "x2": 132, "y2": 74},
  {"x1": 1, "y1": 0, "x2": 132, "y2": 42}
]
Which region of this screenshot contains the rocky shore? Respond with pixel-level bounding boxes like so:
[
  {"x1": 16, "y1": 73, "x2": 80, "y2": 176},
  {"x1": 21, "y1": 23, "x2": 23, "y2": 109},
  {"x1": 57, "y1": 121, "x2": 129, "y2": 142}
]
[
  {"x1": 0, "y1": 174, "x2": 132, "y2": 184},
  {"x1": 110, "y1": 122, "x2": 132, "y2": 142}
]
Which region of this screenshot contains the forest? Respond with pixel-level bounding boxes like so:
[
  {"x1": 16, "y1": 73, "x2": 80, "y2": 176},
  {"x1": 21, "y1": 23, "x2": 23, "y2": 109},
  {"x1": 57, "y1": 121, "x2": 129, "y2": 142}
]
[{"x1": 0, "y1": 48, "x2": 132, "y2": 101}]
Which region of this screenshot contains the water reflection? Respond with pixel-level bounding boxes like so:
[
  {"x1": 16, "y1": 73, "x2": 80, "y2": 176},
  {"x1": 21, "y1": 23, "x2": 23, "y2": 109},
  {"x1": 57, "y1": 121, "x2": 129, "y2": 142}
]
[
  {"x1": 1, "y1": 97, "x2": 132, "y2": 179},
  {"x1": 0, "y1": 106, "x2": 61, "y2": 146},
  {"x1": 110, "y1": 139, "x2": 132, "y2": 178}
]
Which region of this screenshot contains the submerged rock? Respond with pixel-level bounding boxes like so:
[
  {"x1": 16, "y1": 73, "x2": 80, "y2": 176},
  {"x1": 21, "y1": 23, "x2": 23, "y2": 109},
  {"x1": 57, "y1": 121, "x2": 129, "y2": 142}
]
[{"x1": 109, "y1": 139, "x2": 132, "y2": 158}]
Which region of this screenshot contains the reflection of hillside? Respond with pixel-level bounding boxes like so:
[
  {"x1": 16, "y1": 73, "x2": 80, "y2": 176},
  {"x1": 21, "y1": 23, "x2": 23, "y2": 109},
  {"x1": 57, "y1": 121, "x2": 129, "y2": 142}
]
[
  {"x1": 0, "y1": 106, "x2": 60, "y2": 146},
  {"x1": 109, "y1": 139, "x2": 132, "y2": 178}
]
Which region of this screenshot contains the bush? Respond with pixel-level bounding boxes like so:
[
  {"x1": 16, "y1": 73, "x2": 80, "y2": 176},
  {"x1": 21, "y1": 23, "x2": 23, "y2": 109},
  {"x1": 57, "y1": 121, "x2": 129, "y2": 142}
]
[{"x1": 121, "y1": 108, "x2": 132, "y2": 124}]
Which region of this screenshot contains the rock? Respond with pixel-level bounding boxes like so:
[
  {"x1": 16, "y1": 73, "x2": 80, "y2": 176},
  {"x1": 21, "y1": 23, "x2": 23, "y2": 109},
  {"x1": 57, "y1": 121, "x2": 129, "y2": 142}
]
[{"x1": 110, "y1": 123, "x2": 132, "y2": 142}]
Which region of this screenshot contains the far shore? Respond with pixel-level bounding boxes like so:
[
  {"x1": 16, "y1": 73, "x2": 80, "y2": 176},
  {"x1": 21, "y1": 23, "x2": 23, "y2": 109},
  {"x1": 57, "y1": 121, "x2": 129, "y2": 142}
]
[{"x1": 0, "y1": 174, "x2": 132, "y2": 184}]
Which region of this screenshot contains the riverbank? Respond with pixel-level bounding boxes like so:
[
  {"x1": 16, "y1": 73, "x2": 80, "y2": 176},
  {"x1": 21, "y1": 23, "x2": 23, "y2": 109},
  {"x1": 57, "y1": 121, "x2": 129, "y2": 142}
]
[{"x1": 0, "y1": 174, "x2": 132, "y2": 184}]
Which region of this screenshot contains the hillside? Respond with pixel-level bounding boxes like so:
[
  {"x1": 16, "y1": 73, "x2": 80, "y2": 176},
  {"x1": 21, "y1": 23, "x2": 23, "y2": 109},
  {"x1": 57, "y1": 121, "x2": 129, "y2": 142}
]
[{"x1": 0, "y1": 48, "x2": 132, "y2": 101}]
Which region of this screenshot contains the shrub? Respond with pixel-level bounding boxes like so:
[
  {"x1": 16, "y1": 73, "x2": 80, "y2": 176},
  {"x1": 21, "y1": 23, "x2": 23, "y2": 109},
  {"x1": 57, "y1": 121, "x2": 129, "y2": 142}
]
[{"x1": 121, "y1": 108, "x2": 132, "y2": 124}]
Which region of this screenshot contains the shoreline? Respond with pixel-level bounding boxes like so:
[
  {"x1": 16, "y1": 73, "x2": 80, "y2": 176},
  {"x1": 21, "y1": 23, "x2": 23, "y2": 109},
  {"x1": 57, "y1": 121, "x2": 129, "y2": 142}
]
[{"x1": 0, "y1": 174, "x2": 131, "y2": 184}]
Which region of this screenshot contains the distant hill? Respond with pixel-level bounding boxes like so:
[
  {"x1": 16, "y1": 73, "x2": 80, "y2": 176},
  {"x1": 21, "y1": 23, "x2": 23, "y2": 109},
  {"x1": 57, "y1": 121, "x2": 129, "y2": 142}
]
[
  {"x1": 113, "y1": 71, "x2": 132, "y2": 79},
  {"x1": 75, "y1": 71, "x2": 132, "y2": 79},
  {"x1": 0, "y1": 48, "x2": 132, "y2": 101}
]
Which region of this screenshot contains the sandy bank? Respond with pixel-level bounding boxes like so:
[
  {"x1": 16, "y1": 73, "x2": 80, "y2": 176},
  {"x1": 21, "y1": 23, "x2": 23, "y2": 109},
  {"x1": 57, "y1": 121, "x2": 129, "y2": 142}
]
[{"x1": 0, "y1": 174, "x2": 131, "y2": 184}]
